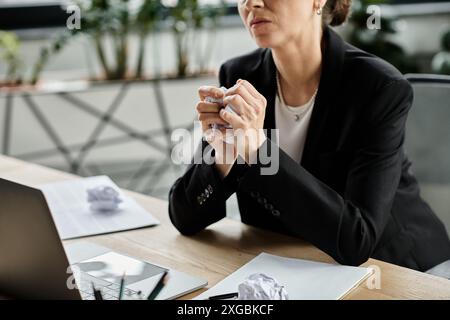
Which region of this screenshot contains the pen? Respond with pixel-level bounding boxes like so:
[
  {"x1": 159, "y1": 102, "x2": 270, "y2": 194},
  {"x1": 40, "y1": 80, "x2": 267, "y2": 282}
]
[
  {"x1": 118, "y1": 272, "x2": 126, "y2": 300},
  {"x1": 147, "y1": 271, "x2": 169, "y2": 300},
  {"x1": 208, "y1": 292, "x2": 238, "y2": 300},
  {"x1": 92, "y1": 283, "x2": 103, "y2": 300}
]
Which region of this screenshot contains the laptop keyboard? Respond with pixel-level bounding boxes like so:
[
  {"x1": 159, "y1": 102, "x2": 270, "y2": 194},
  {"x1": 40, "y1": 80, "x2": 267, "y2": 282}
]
[{"x1": 78, "y1": 273, "x2": 142, "y2": 300}]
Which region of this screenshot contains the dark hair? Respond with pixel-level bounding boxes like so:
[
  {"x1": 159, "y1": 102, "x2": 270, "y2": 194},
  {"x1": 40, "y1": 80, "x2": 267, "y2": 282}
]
[{"x1": 322, "y1": 0, "x2": 352, "y2": 26}]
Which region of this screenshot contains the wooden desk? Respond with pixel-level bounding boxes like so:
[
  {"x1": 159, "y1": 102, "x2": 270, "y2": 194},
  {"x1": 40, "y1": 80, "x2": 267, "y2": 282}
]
[{"x1": 0, "y1": 154, "x2": 449, "y2": 300}]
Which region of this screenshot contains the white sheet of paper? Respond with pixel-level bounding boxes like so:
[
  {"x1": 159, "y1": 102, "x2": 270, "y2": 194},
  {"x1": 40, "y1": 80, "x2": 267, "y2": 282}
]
[
  {"x1": 40, "y1": 176, "x2": 159, "y2": 240},
  {"x1": 75, "y1": 251, "x2": 166, "y2": 285},
  {"x1": 195, "y1": 253, "x2": 372, "y2": 300}
]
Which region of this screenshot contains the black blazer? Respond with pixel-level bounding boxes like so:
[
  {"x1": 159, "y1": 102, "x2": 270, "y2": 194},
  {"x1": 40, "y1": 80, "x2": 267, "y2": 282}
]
[{"x1": 169, "y1": 26, "x2": 450, "y2": 271}]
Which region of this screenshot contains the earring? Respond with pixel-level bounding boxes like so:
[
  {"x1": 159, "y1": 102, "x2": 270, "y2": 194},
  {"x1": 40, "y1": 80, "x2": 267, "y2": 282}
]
[{"x1": 316, "y1": 7, "x2": 322, "y2": 15}]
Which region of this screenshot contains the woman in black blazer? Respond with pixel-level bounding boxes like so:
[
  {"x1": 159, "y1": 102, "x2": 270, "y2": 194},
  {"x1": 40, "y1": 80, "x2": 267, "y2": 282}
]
[{"x1": 169, "y1": 0, "x2": 450, "y2": 272}]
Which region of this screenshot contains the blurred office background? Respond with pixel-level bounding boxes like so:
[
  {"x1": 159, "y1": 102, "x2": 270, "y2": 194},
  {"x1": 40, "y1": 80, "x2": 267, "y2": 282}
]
[{"x1": 0, "y1": 0, "x2": 449, "y2": 230}]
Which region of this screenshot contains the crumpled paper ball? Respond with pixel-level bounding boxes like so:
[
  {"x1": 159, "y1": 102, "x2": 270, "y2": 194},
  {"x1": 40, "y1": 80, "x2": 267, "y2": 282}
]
[
  {"x1": 87, "y1": 185, "x2": 122, "y2": 212},
  {"x1": 204, "y1": 86, "x2": 237, "y2": 144},
  {"x1": 238, "y1": 273, "x2": 289, "y2": 300}
]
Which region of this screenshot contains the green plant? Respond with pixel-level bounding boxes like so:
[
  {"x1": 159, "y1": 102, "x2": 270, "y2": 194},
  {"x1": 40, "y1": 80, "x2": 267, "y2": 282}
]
[
  {"x1": 166, "y1": 0, "x2": 225, "y2": 77},
  {"x1": 168, "y1": 0, "x2": 199, "y2": 77},
  {"x1": 0, "y1": 31, "x2": 22, "y2": 85},
  {"x1": 135, "y1": 0, "x2": 164, "y2": 78},
  {"x1": 193, "y1": 2, "x2": 226, "y2": 74},
  {"x1": 30, "y1": 31, "x2": 72, "y2": 85},
  {"x1": 81, "y1": 0, "x2": 132, "y2": 80},
  {"x1": 431, "y1": 29, "x2": 450, "y2": 75},
  {"x1": 31, "y1": 0, "x2": 165, "y2": 84},
  {"x1": 29, "y1": 0, "x2": 225, "y2": 84},
  {"x1": 349, "y1": 0, "x2": 418, "y2": 73}
]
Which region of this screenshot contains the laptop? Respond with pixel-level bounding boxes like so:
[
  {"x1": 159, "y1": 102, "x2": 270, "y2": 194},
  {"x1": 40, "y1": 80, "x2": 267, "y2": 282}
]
[{"x1": 0, "y1": 178, "x2": 207, "y2": 300}]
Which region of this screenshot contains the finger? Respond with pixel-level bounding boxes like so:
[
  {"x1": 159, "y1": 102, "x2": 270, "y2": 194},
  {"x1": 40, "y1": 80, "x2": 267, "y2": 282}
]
[
  {"x1": 222, "y1": 94, "x2": 247, "y2": 115},
  {"x1": 219, "y1": 107, "x2": 244, "y2": 128},
  {"x1": 198, "y1": 112, "x2": 229, "y2": 126},
  {"x1": 196, "y1": 101, "x2": 222, "y2": 113},
  {"x1": 198, "y1": 86, "x2": 225, "y2": 101},
  {"x1": 225, "y1": 82, "x2": 257, "y2": 107},
  {"x1": 237, "y1": 80, "x2": 266, "y2": 115},
  {"x1": 237, "y1": 79, "x2": 263, "y2": 101}
]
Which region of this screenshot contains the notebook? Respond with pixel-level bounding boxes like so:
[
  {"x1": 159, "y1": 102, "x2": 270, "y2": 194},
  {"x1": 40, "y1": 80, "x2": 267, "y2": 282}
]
[
  {"x1": 40, "y1": 176, "x2": 159, "y2": 239},
  {"x1": 194, "y1": 252, "x2": 372, "y2": 300}
]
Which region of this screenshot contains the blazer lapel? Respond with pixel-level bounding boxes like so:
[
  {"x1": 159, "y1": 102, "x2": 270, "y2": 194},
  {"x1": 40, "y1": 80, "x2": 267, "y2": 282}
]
[
  {"x1": 300, "y1": 27, "x2": 346, "y2": 171},
  {"x1": 251, "y1": 48, "x2": 277, "y2": 140}
]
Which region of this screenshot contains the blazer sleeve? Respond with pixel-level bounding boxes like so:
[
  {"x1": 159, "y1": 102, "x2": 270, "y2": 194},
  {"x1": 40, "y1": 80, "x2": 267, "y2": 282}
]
[
  {"x1": 235, "y1": 79, "x2": 414, "y2": 266},
  {"x1": 168, "y1": 65, "x2": 241, "y2": 235}
]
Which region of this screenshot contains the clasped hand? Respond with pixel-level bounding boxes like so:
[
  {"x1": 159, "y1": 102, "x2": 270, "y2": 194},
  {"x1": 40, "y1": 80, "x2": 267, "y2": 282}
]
[{"x1": 196, "y1": 79, "x2": 267, "y2": 166}]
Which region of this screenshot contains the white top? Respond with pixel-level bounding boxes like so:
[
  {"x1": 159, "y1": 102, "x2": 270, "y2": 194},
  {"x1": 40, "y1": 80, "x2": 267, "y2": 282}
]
[{"x1": 275, "y1": 74, "x2": 317, "y2": 163}]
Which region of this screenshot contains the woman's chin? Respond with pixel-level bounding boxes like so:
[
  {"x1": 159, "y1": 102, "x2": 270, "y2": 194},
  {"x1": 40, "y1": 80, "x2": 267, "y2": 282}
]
[{"x1": 253, "y1": 35, "x2": 276, "y2": 49}]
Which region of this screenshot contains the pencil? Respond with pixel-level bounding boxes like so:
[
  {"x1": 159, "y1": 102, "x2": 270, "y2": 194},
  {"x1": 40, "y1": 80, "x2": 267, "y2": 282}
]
[
  {"x1": 92, "y1": 282, "x2": 103, "y2": 300},
  {"x1": 208, "y1": 292, "x2": 238, "y2": 300},
  {"x1": 147, "y1": 271, "x2": 169, "y2": 300},
  {"x1": 118, "y1": 272, "x2": 126, "y2": 300}
]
